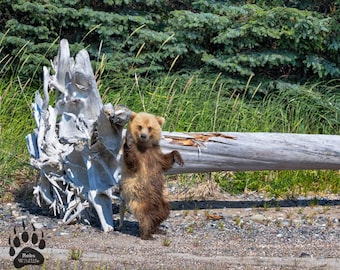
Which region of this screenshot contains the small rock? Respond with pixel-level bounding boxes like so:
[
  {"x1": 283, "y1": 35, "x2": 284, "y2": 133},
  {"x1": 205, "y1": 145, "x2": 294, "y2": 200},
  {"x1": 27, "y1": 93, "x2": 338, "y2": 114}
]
[
  {"x1": 251, "y1": 214, "x2": 266, "y2": 222},
  {"x1": 11, "y1": 210, "x2": 20, "y2": 217},
  {"x1": 16, "y1": 215, "x2": 28, "y2": 221},
  {"x1": 292, "y1": 219, "x2": 302, "y2": 226},
  {"x1": 32, "y1": 222, "x2": 44, "y2": 229},
  {"x1": 282, "y1": 221, "x2": 291, "y2": 226},
  {"x1": 299, "y1": 252, "x2": 312, "y2": 258}
]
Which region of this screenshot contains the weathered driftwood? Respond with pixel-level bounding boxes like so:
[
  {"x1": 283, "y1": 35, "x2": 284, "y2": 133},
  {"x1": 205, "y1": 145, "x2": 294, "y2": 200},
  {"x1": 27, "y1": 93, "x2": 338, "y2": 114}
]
[
  {"x1": 26, "y1": 39, "x2": 340, "y2": 232},
  {"x1": 161, "y1": 132, "x2": 340, "y2": 174},
  {"x1": 26, "y1": 39, "x2": 131, "y2": 232}
]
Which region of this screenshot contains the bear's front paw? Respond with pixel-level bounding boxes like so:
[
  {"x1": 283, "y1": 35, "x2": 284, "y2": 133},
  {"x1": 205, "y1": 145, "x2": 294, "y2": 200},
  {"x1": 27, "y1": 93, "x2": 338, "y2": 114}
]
[
  {"x1": 173, "y1": 151, "x2": 184, "y2": 167},
  {"x1": 125, "y1": 132, "x2": 134, "y2": 147}
]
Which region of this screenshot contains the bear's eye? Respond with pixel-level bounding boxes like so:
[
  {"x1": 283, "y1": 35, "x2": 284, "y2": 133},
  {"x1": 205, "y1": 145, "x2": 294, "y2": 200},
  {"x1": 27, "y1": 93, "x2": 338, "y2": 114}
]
[
  {"x1": 148, "y1": 127, "x2": 152, "y2": 132},
  {"x1": 138, "y1": 125, "x2": 143, "y2": 131}
]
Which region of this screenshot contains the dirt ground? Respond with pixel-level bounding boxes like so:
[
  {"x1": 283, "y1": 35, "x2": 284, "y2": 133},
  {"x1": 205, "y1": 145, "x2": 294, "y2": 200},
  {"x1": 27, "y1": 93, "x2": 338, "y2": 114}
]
[{"x1": 1, "y1": 180, "x2": 340, "y2": 269}]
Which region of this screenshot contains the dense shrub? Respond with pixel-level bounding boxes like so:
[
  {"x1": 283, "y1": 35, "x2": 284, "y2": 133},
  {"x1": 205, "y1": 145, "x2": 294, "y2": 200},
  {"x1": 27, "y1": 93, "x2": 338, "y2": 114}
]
[{"x1": 0, "y1": 0, "x2": 339, "y2": 86}]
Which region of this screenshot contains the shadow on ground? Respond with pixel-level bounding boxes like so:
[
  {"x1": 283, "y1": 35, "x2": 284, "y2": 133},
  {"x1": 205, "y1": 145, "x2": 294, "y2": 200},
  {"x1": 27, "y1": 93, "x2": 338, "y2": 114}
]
[
  {"x1": 170, "y1": 198, "x2": 340, "y2": 211},
  {"x1": 9, "y1": 178, "x2": 340, "y2": 237}
]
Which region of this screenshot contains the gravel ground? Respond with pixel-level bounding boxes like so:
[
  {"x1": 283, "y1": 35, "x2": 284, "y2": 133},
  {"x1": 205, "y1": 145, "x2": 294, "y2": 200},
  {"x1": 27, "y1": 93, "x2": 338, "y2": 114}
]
[{"x1": 1, "y1": 180, "x2": 340, "y2": 269}]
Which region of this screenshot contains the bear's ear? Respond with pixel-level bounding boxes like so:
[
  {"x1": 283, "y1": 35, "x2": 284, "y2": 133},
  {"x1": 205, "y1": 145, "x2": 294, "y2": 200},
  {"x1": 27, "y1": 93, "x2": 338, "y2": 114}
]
[
  {"x1": 156, "y1": 116, "x2": 165, "y2": 127},
  {"x1": 130, "y1": 111, "x2": 137, "y2": 121}
]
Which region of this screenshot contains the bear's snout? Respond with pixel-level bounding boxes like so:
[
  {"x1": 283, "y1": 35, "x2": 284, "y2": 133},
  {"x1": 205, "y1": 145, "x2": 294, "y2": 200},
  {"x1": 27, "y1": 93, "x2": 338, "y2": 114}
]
[{"x1": 140, "y1": 132, "x2": 148, "y2": 141}]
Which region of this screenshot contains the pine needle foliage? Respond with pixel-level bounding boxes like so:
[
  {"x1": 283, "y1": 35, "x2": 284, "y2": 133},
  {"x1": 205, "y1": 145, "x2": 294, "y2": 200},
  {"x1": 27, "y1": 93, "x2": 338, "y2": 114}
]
[{"x1": 0, "y1": 0, "x2": 339, "y2": 83}]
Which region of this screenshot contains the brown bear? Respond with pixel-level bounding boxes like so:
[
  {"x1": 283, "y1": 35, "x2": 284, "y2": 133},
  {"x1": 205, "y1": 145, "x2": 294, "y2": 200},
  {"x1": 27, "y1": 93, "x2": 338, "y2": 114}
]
[{"x1": 119, "y1": 112, "x2": 184, "y2": 240}]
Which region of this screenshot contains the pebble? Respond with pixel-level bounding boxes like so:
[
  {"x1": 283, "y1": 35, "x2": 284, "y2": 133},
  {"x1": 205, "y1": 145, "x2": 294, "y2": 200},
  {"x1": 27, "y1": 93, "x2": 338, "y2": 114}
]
[
  {"x1": 299, "y1": 252, "x2": 312, "y2": 258},
  {"x1": 16, "y1": 215, "x2": 28, "y2": 221},
  {"x1": 58, "y1": 232, "x2": 70, "y2": 236},
  {"x1": 251, "y1": 214, "x2": 266, "y2": 222},
  {"x1": 32, "y1": 222, "x2": 44, "y2": 229}
]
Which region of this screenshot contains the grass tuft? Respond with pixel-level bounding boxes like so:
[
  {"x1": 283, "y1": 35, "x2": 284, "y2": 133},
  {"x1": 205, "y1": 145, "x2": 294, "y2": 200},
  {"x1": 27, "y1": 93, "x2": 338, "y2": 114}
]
[{"x1": 69, "y1": 248, "x2": 83, "y2": 260}]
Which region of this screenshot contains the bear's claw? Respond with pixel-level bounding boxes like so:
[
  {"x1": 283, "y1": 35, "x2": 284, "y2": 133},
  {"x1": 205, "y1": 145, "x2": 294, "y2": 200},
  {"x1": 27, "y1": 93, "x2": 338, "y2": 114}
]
[{"x1": 173, "y1": 151, "x2": 184, "y2": 167}]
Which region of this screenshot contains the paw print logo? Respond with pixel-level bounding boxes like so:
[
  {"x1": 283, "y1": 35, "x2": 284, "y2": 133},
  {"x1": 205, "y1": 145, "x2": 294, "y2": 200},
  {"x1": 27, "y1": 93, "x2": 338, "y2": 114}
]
[{"x1": 9, "y1": 221, "x2": 45, "y2": 268}]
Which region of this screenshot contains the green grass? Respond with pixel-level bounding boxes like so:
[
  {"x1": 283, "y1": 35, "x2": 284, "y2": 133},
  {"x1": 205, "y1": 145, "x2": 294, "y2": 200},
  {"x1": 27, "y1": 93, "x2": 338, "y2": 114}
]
[
  {"x1": 98, "y1": 69, "x2": 340, "y2": 198},
  {"x1": 1, "y1": 39, "x2": 340, "y2": 200},
  {"x1": 69, "y1": 248, "x2": 83, "y2": 260},
  {"x1": 0, "y1": 43, "x2": 38, "y2": 197},
  {"x1": 213, "y1": 170, "x2": 340, "y2": 198},
  {"x1": 100, "y1": 71, "x2": 340, "y2": 135}
]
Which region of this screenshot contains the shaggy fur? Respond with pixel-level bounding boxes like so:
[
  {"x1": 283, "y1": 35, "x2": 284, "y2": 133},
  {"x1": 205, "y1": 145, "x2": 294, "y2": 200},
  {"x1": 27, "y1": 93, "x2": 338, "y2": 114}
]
[{"x1": 119, "y1": 112, "x2": 184, "y2": 240}]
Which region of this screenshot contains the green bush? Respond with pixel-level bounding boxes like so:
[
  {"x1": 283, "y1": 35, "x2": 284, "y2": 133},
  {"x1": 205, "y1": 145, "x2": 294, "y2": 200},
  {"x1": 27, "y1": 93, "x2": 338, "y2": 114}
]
[{"x1": 0, "y1": 1, "x2": 339, "y2": 86}]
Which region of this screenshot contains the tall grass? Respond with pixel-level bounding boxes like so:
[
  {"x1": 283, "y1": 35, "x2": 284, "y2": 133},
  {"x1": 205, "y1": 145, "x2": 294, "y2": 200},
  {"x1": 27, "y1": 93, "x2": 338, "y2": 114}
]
[
  {"x1": 99, "y1": 67, "x2": 340, "y2": 198},
  {"x1": 0, "y1": 38, "x2": 38, "y2": 197},
  {"x1": 1, "y1": 38, "x2": 340, "y2": 199},
  {"x1": 100, "y1": 71, "x2": 340, "y2": 135}
]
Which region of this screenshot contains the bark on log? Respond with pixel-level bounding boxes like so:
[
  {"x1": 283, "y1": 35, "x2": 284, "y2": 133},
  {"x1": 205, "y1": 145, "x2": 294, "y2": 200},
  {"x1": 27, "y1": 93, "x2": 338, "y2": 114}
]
[{"x1": 160, "y1": 132, "x2": 340, "y2": 174}]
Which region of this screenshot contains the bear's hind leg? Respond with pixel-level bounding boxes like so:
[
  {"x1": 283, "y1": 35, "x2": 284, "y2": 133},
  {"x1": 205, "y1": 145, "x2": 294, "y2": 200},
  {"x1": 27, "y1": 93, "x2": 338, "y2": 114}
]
[
  {"x1": 139, "y1": 215, "x2": 153, "y2": 240},
  {"x1": 137, "y1": 206, "x2": 169, "y2": 239},
  {"x1": 151, "y1": 199, "x2": 170, "y2": 235},
  {"x1": 133, "y1": 202, "x2": 154, "y2": 240},
  {"x1": 118, "y1": 198, "x2": 126, "y2": 231}
]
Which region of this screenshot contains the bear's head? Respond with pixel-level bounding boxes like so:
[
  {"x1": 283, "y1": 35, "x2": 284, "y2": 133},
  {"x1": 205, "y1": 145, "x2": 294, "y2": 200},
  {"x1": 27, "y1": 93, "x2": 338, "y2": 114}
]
[{"x1": 127, "y1": 112, "x2": 165, "y2": 147}]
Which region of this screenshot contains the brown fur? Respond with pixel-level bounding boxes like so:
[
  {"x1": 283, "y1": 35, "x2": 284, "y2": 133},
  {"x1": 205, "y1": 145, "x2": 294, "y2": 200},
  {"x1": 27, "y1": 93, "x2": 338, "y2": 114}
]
[{"x1": 119, "y1": 112, "x2": 184, "y2": 240}]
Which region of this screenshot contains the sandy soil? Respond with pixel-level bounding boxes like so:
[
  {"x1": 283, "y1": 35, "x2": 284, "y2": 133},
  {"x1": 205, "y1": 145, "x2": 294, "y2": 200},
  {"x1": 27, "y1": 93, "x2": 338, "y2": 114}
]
[{"x1": 1, "y1": 180, "x2": 340, "y2": 269}]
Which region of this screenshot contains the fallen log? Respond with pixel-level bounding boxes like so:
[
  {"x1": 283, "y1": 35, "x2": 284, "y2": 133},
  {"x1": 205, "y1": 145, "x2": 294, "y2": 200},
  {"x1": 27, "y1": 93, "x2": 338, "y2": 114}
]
[
  {"x1": 26, "y1": 39, "x2": 340, "y2": 232},
  {"x1": 161, "y1": 132, "x2": 340, "y2": 174}
]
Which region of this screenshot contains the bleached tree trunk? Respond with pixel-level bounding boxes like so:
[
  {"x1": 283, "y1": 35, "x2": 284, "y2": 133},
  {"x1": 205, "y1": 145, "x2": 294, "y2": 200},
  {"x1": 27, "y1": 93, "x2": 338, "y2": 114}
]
[
  {"x1": 26, "y1": 39, "x2": 340, "y2": 232},
  {"x1": 161, "y1": 132, "x2": 340, "y2": 174}
]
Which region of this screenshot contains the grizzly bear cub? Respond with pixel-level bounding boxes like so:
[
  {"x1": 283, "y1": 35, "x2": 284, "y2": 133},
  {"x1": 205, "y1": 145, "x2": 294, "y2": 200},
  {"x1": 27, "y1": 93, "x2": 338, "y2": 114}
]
[{"x1": 119, "y1": 112, "x2": 184, "y2": 240}]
